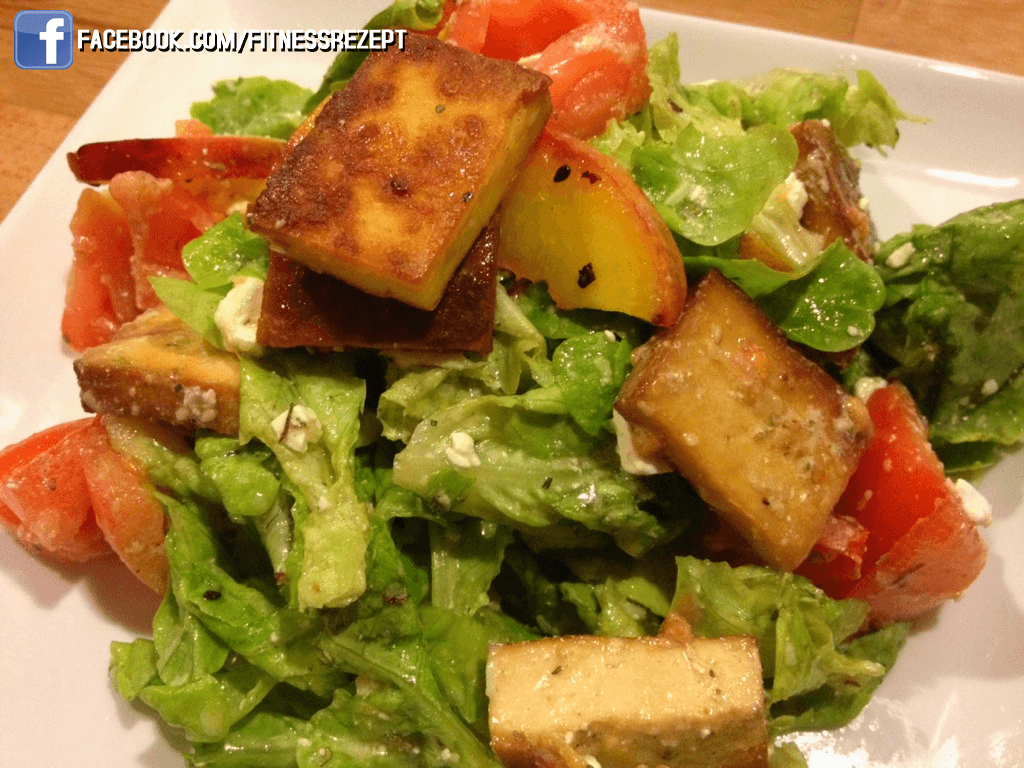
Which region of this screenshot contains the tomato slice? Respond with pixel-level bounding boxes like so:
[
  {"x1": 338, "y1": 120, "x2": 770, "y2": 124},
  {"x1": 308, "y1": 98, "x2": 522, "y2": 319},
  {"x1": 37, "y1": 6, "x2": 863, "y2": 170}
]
[
  {"x1": 0, "y1": 418, "x2": 110, "y2": 563},
  {"x1": 444, "y1": 0, "x2": 650, "y2": 139},
  {"x1": 78, "y1": 420, "x2": 168, "y2": 594},
  {"x1": 107, "y1": 170, "x2": 222, "y2": 311},
  {"x1": 810, "y1": 385, "x2": 988, "y2": 625},
  {"x1": 67, "y1": 136, "x2": 286, "y2": 186},
  {"x1": 795, "y1": 513, "x2": 869, "y2": 593},
  {"x1": 533, "y1": 3, "x2": 651, "y2": 139},
  {"x1": 61, "y1": 188, "x2": 137, "y2": 352}
]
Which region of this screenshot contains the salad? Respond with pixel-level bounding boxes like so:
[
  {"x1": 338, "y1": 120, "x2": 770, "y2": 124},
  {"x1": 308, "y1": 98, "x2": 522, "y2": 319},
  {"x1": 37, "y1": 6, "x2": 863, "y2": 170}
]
[{"x1": 2, "y1": 1, "x2": 1023, "y2": 766}]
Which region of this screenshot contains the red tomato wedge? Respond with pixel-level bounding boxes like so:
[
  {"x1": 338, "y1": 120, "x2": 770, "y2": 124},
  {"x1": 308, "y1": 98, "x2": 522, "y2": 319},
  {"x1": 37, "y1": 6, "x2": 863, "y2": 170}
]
[
  {"x1": 533, "y1": 3, "x2": 651, "y2": 139},
  {"x1": 78, "y1": 421, "x2": 169, "y2": 594},
  {"x1": 443, "y1": 0, "x2": 650, "y2": 139},
  {"x1": 814, "y1": 385, "x2": 988, "y2": 626},
  {"x1": 62, "y1": 188, "x2": 137, "y2": 352},
  {"x1": 795, "y1": 513, "x2": 869, "y2": 594},
  {"x1": 67, "y1": 136, "x2": 287, "y2": 186},
  {"x1": 0, "y1": 418, "x2": 110, "y2": 563},
  {"x1": 108, "y1": 170, "x2": 223, "y2": 311}
]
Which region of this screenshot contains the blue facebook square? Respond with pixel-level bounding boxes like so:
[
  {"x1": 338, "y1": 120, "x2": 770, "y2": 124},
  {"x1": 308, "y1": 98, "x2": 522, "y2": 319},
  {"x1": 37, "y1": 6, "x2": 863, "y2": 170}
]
[{"x1": 14, "y1": 10, "x2": 74, "y2": 70}]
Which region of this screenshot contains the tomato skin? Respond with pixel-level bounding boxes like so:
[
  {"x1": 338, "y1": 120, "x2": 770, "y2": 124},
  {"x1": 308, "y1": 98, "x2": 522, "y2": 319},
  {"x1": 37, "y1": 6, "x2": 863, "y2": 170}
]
[
  {"x1": 67, "y1": 136, "x2": 286, "y2": 186},
  {"x1": 842, "y1": 489, "x2": 987, "y2": 627},
  {"x1": 444, "y1": 0, "x2": 650, "y2": 139},
  {"x1": 795, "y1": 513, "x2": 869, "y2": 594},
  {"x1": 61, "y1": 189, "x2": 137, "y2": 352},
  {"x1": 533, "y1": 3, "x2": 651, "y2": 139},
  {"x1": 805, "y1": 385, "x2": 988, "y2": 626},
  {"x1": 108, "y1": 170, "x2": 222, "y2": 311},
  {"x1": 0, "y1": 418, "x2": 110, "y2": 563},
  {"x1": 78, "y1": 420, "x2": 168, "y2": 594}
]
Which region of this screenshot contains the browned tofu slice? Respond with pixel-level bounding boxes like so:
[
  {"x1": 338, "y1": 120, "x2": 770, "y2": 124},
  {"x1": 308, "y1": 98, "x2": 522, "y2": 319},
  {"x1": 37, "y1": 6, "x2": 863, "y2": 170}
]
[
  {"x1": 487, "y1": 634, "x2": 768, "y2": 768},
  {"x1": 74, "y1": 307, "x2": 240, "y2": 435},
  {"x1": 256, "y1": 217, "x2": 498, "y2": 355},
  {"x1": 247, "y1": 33, "x2": 552, "y2": 311},
  {"x1": 615, "y1": 270, "x2": 872, "y2": 571}
]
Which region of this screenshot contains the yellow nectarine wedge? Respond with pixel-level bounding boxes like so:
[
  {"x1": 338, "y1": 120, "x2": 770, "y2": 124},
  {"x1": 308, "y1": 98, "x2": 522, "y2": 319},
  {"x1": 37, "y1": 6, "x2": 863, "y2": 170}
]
[{"x1": 496, "y1": 129, "x2": 687, "y2": 326}]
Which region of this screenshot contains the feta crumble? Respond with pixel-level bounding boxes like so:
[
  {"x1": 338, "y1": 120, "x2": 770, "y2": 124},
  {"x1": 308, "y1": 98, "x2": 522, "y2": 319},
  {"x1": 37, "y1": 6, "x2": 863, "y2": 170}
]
[
  {"x1": 853, "y1": 376, "x2": 889, "y2": 403},
  {"x1": 612, "y1": 410, "x2": 672, "y2": 476},
  {"x1": 445, "y1": 431, "x2": 481, "y2": 468},
  {"x1": 271, "y1": 404, "x2": 322, "y2": 452},
  {"x1": 955, "y1": 478, "x2": 993, "y2": 527},
  {"x1": 214, "y1": 276, "x2": 264, "y2": 354},
  {"x1": 885, "y1": 242, "x2": 916, "y2": 269}
]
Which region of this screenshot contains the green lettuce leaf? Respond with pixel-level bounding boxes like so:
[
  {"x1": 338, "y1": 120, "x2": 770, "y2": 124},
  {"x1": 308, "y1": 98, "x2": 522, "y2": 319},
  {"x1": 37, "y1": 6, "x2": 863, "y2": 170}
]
[
  {"x1": 239, "y1": 352, "x2": 370, "y2": 610},
  {"x1": 191, "y1": 76, "x2": 312, "y2": 139},
  {"x1": 308, "y1": 0, "x2": 447, "y2": 108},
  {"x1": 392, "y1": 388, "x2": 677, "y2": 556},
  {"x1": 378, "y1": 287, "x2": 552, "y2": 444},
  {"x1": 672, "y1": 557, "x2": 908, "y2": 736},
  {"x1": 149, "y1": 212, "x2": 270, "y2": 349},
  {"x1": 868, "y1": 199, "x2": 1024, "y2": 467}
]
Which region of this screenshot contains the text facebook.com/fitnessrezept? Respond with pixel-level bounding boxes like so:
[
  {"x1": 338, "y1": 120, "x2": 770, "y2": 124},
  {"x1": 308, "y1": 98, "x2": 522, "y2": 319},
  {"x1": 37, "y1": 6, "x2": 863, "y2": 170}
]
[
  {"x1": 15, "y1": 10, "x2": 409, "y2": 71},
  {"x1": 77, "y1": 27, "x2": 409, "y2": 54}
]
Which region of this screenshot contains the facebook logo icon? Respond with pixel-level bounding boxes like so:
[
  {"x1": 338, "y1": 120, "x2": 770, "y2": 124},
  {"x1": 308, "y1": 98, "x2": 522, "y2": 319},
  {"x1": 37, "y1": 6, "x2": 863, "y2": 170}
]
[{"x1": 14, "y1": 10, "x2": 74, "y2": 70}]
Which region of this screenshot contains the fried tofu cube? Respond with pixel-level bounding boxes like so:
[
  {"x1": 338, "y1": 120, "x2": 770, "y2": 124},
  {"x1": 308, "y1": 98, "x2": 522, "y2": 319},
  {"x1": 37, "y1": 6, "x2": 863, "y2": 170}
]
[
  {"x1": 487, "y1": 634, "x2": 768, "y2": 768},
  {"x1": 615, "y1": 270, "x2": 872, "y2": 571},
  {"x1": 74, "y1": 307, "x2": 240, "y2": 435},
  {"x1": 256, "y1": 217, "x2": 499, "y2": 355},
  {"x1": 247, "y1": 33, "x2": 552, "y2": 311}
]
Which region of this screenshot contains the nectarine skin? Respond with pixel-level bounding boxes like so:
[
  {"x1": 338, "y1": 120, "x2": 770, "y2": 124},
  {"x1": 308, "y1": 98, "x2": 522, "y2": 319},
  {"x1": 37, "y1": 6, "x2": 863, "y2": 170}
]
[{"x1": 496, "y1": 129, "x2": 687, "y2": 327}]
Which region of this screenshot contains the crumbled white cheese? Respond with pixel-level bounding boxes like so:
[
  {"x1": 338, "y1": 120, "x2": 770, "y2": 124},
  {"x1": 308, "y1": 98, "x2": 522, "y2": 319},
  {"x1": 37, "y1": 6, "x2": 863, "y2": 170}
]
[
  {"x1": 885, "y1": 242, "x2": 916, "y2": 269},
  {"x1": 214, "y1": 276, "x2": 264, "y2": 354},
  {"x1": 853, "y1": 376, "x2": 889, "y2": 403},
  {"x1": 612, "y1": 410, "x2": 672, "y2": 476},
  {"x1": 779, "y1": 172, "x2": 809, "y2": 218},
  {"x1": 175, "y1": 386, "x2": 218, "y2": 424},
  {"x1": 271, "y1": 404, "x2": 322, "y2": 452},
  {"x1": 445, "y1": 431, "x2": 481, "y2": 469},
  {"x1": 955, "y1": 478, "x2": 992, "y2": 527},
  {"x1": 981, "y1": 379, "x2": 999, "y2": 397}
]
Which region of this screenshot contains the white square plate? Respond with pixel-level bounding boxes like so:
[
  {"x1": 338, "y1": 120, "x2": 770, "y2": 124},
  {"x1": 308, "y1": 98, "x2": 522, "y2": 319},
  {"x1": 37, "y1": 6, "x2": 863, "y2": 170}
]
[{"x1": 1, "y1": 2, "x2": 1022, "y2": 766}]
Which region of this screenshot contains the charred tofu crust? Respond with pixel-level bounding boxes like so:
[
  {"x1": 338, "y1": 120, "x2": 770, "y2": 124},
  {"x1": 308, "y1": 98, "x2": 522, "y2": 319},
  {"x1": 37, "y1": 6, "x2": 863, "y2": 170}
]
[
  {"x1": 616, "y1": 270, "x2": 873, "y2": 571},
  {"x1": 247, "y1": 33, "x2": 552, "y2": 310},
  {"x1": 74, "y1": 307, "x2": 240, "y2": 435},
  {"x1": 257, "y1": 218, "x2": 499, "y2": 354}
]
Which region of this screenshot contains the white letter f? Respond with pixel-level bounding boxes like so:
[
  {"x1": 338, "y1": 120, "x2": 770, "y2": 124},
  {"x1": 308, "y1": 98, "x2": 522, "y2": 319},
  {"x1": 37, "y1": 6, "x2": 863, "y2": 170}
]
[{"x1": 39, "y1": 17, "x2": 65, "y2": 64}]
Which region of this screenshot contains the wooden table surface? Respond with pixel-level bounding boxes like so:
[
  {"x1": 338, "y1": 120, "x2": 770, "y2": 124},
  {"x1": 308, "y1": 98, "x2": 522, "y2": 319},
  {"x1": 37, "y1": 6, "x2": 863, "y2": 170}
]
[{"x1": 2, "y1": 0, "x2": 1022, "y2": 223}]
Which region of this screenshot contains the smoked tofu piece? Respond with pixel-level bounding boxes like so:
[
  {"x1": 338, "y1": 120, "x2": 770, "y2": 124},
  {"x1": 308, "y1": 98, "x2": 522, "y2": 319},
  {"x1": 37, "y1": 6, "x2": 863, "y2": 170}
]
[
  {"x1": 487, "y1": 635, "x2": 768, "y2": 768},
  {"x1": 247, "y1": 33, "x2": 552, "y2": 311},
  {"x1": 615, "y1": 270, "x2": 872, "y2": 571},
  {"x1": 257, "y1": 217, "x2": 498, "y2": 354},
  {"x1": 74, "y1": 307, "x2": 240, "y2": 435}
]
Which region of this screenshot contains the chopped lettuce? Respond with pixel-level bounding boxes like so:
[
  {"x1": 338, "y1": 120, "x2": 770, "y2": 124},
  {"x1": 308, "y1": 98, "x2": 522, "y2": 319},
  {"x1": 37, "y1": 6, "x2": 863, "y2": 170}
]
[
  {"x1": 150, "y1": 212, "x2": 270, "y2": 349},
  {"x1": 672, "y1": 557, "x2": 908, "y2": 737},
  {"x1": 868, "y1": 199, "x2": 1024, "y2": 471},
  {"x1": 239, "y1": 353, "x2": 370, "y2": 610},
  {"x1": 391, "y1": 388, "x2": 678, "y2": 556},
  {"x1": 191, "y1": 76, "x2": 313, "y2": 139},
  {"x1": 592, "y1": 35, "x2": 900, "y2": 354}
]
